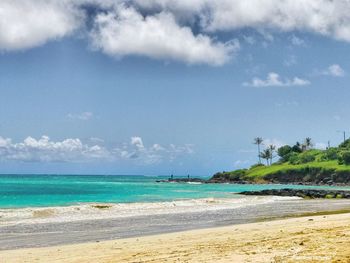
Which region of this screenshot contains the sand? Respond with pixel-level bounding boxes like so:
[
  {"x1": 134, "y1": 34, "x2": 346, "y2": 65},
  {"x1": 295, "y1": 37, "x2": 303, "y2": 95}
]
[{"x1": 1, "y1": 213, "x2": 350, "y2": 263}]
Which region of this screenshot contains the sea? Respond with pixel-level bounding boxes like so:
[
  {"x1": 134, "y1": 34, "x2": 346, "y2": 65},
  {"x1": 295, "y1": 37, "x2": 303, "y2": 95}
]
[
  {"x1": 3, "y1": 174, "x2": 350, "y2": 249},
  {"x1": 1, "y1": 174, "x2": 350, "y2": 208}
]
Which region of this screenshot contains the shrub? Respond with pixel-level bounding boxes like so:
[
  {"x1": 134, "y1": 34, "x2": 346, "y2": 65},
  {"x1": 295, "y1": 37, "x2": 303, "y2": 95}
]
[
  {"x1": 339, "y1": 139, "x2": 350, "y2": 149},
  {"x1": 222, "y1": 169, "x2": 247, "y2": 181},
  {"x1": 278, "y1": 145, "x2": 292, "y2": 158},
  {"x1": 323, "y1": 148, "x2": 338, "y2": 161},
  {"x1": 299, "y1": 152, "x2": 316, "y2": 164},
  {"x1": 341, "y1": 151, "x2": 350, "y2": 165},
  {"x1": 288, "y1": 153, "x2": 300, "y2": 164}
]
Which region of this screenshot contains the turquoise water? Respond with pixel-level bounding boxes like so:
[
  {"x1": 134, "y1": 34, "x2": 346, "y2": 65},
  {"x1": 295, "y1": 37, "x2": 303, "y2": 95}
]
[{"x1": 1, "y1": 174, "x2": 350, "y2": 208}]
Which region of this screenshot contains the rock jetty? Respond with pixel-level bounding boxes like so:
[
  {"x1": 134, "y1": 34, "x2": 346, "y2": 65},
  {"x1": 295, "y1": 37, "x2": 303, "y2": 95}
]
[{"x1": 239, "y1": 188, "x2": 350, "y2": 199}]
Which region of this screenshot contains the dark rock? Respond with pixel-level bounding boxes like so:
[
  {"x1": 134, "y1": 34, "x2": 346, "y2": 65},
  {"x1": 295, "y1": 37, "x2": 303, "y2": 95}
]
[
  {"x1": 239, "y1": 188, "x2": 350, "y2": 199},
  {"x1": 156, "y1": 178, "x2": 206, "y2": 183}
]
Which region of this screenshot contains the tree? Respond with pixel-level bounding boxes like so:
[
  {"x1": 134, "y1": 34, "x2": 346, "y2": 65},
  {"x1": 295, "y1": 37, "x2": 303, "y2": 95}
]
[
  {"x1": 260, "y1": 148, "x2": 272, "y2": 166},
  {"x1": 292, "y1": 142, "x2": 302, "y2": 153},
  {"x1": 268, "y1": 144, "x2": 276, "y2": 164},
  {"x1": 339, "y1": 139, "x2": 350, "y2": 149},
  {"x1": 278, "y1": 145, "x2": 292, "y2": 157},
  {"x1": 253, "y1": 137, "x2": 263, "y2": 164},
  {"x1": 303, "y1": 137, "x2": 313, "y2": 151}
]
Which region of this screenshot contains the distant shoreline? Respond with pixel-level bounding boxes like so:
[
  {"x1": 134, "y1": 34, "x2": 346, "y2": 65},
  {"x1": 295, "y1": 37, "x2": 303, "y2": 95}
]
[{"x1": 157, "y1": 176, "x2": 350, "y2": 186}]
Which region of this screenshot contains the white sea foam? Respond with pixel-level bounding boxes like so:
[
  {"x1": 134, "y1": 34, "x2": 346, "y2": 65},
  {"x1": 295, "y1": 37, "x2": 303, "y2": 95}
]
[{"x1": 0, "y1": 196, "x2": 301, "y2": 226}]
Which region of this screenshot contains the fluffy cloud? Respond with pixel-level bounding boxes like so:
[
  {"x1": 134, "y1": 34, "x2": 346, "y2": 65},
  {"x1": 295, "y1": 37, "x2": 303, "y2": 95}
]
[
  {"x1": 0, "y1": 135, "x2": 193, "y2": 164},
  {"x1": 0, "y1": 0, "x2": 84, "y2": 51},
  {"x1": 137, "y1": 0, "x2": 350, "y2": 42},
  {"x1": 243, "y1": 72, "x2": 310, "y2": 87},
  {"x1": 90, "y1": 5, "x2": 238, "y2": 65},
  {"x1": 4, "y1": 0, "x2": 350, "y2": 64},
  {"x1": 115, "y1": 136, "x2": 194, "y2": 164},
  {"x1": 322, "y1": 64, "x2": 345, "y2": 77},
  {"x1": 0, "y1": 135, "x2": 109, "y2": 162}
]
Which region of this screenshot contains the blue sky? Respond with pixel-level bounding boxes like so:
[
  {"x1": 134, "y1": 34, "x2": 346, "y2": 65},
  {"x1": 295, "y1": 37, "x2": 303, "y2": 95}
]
[{"x1": 1, "y1": 1, "x2": 350, "y2": 175}]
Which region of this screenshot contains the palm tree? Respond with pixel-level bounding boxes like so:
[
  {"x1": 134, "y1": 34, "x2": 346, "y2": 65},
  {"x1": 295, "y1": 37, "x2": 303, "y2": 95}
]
[
  {"x1": 254, "y1": 137, "x2": 263, "y2": 164},
  {"x1": 260, "y1": 148, "x2": 272, "y2": 166},
  {"x1": 268, "y1": 144, "x2": 276, "y2": 164},
  {"x1": 304, "y1": 137, "x2": 313, "y2": 150}
]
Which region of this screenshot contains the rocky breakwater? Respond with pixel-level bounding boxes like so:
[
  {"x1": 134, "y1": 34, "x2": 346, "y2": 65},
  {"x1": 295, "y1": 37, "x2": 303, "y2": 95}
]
[
  {"x1": 239, "y1": 188, "x2": 350, "y2": 199},
  {"x1": 156, "y1": 178, "x2": 207, "y2": 183}
]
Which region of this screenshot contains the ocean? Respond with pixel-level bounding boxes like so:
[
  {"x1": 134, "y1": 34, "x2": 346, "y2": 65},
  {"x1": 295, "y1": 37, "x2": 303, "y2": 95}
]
[
  {"x1": 1, "y1": 174, "x2": 350, "y2": 208},
  {"x1": 3, "y1": 174, "x2": 350, "y2": 249}
]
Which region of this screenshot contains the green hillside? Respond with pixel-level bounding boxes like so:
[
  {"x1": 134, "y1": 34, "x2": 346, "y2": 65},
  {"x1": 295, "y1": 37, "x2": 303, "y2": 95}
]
[{"x1": 212, "y1": 138, "x2": 350, "y2": 185}]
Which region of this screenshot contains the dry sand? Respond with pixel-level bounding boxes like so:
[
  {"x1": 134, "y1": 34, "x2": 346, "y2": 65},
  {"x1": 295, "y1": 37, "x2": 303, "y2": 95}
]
[{"x1": 1, "y1": 213, "x2": 350, "y2": 263}]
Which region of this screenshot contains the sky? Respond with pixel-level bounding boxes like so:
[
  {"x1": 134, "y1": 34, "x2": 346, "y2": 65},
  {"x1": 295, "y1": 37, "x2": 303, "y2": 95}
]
[{"x1": 1, "y1": 0, "x2": 350, "y2": 176}]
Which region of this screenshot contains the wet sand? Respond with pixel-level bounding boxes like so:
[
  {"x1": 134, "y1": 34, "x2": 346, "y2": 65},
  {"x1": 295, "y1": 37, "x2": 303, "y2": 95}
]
[
  {"x1": 0, "y1": 198, "x2": 350, "y2": 251},
  {"x1": 1, "y1": 213, "x2": 350, "y2": 262},
  {"x1": 2, "y1": 198, "x2": 350, "y2": 250}
]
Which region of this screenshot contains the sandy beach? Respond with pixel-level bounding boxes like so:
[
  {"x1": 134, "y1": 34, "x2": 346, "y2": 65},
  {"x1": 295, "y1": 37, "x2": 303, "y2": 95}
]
[{"x1": 1, "y1": 212, "x2": 350, "y2": 263}]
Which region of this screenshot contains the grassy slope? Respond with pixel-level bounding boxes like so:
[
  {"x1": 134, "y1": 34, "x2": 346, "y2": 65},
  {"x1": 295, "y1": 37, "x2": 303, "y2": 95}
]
[
  {"x1": 245, "y1": 161, "x2": 350, "y2": 179},
  {"x1": 213, "y1": 145, "x2": 350, "y2": 183}
]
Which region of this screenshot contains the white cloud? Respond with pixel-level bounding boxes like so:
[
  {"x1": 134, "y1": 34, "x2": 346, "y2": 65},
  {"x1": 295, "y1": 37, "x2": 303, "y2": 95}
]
[
  {"x1": 144, "y1": 0, "x2": 350, "y2": 43},
  {"x1": 131, "y1": 136, "x2": 145, "y2": 150},
  {"x1": 67, "y1": 112, "x2": 94, "y2": 121},
  {"x1": 243, "y1": 72, "x2": 310, "y2": 87},
  {"x1": 0, "y1": 0, "x2": 84, "y2": 51},
  {"x1": 89, "y1": 137, "x2": 105, "y2": 143},
  {"x1": 290, "y1": 35, "x2": 305, "y2": 46},
  {"x1": 90, "y1": 5, "x2": 238, "y2": 65},
  {"x1": 4, "y1": 0, "x2": 350, "y2": 64},
  {"x1": 0, "y1": 135, "x2": 194, "y2": 164},
  {"x1": 0, "y1": 135, "x2": 109, "y2": 162},
  {"x1": 322, "y1": 64, "x2": 345, "y2": 77},
  {"x1": 243, "y1": 35, "x2": 255, "y2": 45},
  {"x1": 115, "y1": 136, "x2": 194, "y2": 164}
]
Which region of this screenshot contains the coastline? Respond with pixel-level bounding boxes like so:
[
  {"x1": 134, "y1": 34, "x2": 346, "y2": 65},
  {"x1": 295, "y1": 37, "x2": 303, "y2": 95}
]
[
  {"x1": 158, "y1": 176, "x2": 350, "y2": 186},
  {"x1": 2, "y1": 212, "x2": 350, "y2": 262},
  {"x1": 2, "y1": 197, "x2": 350, "y2": 251}
]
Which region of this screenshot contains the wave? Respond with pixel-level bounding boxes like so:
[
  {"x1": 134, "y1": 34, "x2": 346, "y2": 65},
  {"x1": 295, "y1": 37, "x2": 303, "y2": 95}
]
[{"x1": 0, "y1": 196, "x2": 301, "y2": 226}]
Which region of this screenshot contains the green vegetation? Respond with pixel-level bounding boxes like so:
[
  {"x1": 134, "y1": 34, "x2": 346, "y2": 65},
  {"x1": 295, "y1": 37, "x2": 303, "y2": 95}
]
[{"x1": 212, "y1": 138, "x2": 350, "y2": 184}]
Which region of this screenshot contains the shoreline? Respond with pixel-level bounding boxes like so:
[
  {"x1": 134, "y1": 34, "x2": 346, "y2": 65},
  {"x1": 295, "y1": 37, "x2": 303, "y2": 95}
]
[
  {"x1": 1, "y1": 212, "x2": 350, "y2": 262},
  {"x1": 1, "y1": 196, "x2": 296, "y2": 226},
  {"x1": 2, "y1": 197, "x2": 350, "y2": 251}
]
